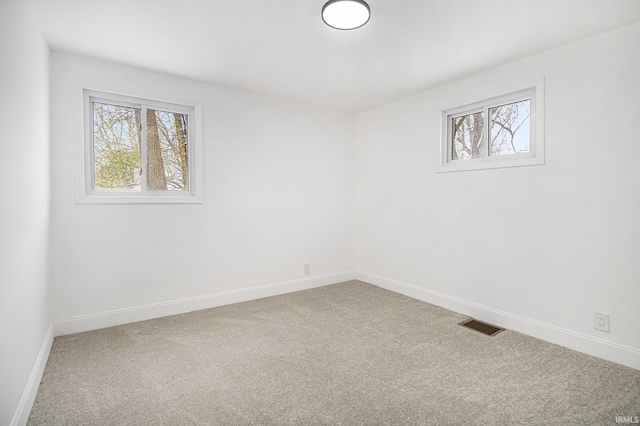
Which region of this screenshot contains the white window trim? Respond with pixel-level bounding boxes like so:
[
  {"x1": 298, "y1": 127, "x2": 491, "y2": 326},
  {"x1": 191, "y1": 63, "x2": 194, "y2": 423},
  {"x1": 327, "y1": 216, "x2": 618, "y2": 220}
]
[
  {"x1": 438, "y1": 78, "x2": 544, "y2": 173},
  {"x1": 77, "y1": 90, "x2": 204, "y2": 204}
]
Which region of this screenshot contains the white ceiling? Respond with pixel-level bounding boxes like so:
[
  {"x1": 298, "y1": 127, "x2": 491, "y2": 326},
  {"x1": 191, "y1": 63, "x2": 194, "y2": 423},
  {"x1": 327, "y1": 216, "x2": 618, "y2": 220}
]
[{"x1": 31, "y1": 0, "x2": 640, "y2": 113}]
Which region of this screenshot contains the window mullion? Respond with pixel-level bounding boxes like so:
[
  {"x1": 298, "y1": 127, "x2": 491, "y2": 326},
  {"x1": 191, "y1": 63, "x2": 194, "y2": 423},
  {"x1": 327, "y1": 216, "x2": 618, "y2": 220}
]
[
  {"x1": 445, "y1": 117, "x2": 455, "y2": 162},
  {"x1": 140, "y1": 105, "x2": 148, "y2": 192},
  {"x1": 484, "y1": 105, "x2": 490, "y2": 158}
]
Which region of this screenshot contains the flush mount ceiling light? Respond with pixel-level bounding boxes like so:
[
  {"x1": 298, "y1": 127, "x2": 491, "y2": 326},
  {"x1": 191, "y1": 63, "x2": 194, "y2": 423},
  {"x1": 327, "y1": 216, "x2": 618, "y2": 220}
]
[{"x1": 322, "y1": 0, "x2": 370, "y2": 30}]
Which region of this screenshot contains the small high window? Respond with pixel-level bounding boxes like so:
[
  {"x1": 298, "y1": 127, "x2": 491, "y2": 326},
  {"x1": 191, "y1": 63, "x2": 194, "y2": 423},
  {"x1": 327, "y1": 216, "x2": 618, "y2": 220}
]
[
  {"x1": 439, "y1": 82, "x2": 544, "y2": 172},
  {"x1": 79, "y1": 90, "x2": 203, "y2": 203}
]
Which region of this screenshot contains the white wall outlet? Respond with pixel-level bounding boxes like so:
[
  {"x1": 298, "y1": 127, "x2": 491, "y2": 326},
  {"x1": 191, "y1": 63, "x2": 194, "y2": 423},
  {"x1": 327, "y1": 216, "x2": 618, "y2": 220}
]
[
  {"x1": 593, "y1": 312, "x2": 610, "y2": 332},
  {"x1": 304, "y1": 263, "x2": 311, "y2": 275}
]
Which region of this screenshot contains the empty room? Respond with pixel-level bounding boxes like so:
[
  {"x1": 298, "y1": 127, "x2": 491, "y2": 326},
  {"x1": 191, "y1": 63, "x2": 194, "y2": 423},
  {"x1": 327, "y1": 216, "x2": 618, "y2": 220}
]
[{"x1": 1, "y1": 0, "x2": 640, "y2": 424}]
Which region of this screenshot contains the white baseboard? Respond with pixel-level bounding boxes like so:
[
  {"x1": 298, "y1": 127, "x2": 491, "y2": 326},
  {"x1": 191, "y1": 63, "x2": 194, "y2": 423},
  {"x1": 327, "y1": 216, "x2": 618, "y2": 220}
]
[
  {"x1": 10, "y1": 322, "x2": 54, "y2": 426},
  {"x1": 54, "y1": 270, "x2": 357, "y2": 336},
  {"x1": 357, "y1": 270, "x2": 640, "y2": 371}
]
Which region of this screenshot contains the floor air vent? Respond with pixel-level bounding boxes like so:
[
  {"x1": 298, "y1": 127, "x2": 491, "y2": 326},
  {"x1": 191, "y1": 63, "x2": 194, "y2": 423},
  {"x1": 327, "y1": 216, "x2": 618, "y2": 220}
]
[{"x1": 459, "y1": 319, "x2": 505, "y2": 337}]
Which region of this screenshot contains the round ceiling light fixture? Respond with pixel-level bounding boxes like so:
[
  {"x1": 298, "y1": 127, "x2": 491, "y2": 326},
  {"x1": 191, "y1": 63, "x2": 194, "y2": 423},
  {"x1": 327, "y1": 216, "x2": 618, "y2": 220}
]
[{"x1": 322, "y1": 0, "x2": 370, "y2": 30}]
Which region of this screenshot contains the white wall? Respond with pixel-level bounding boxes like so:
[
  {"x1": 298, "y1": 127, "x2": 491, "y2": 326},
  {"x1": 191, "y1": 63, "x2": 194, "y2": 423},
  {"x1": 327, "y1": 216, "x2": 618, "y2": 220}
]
[
  {"x1": 0, "y1": 0, "x2": 52, "y2": 424},
  {"x1": 49, "y1": 53, "x2": 356, "y2": 331},
  {"x1": 356, "y1": 23, "x2": 640, "y2": 368}
]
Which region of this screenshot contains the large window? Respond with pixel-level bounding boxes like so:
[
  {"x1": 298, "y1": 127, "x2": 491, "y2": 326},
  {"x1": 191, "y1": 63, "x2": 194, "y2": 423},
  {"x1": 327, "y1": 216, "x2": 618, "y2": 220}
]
[
  {"x1": 439, "y1": 82, "x2": 544, "y2": 172},
  {"x1": 80, "y1": 90, "x2": 203, "y2": 203}
]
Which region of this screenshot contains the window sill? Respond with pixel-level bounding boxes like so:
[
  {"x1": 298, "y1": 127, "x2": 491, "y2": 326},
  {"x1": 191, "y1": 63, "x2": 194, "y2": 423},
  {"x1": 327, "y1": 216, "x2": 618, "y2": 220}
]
[
  {"x1": 76, "y1": 191, "x2": 204, "y2": 205},
  {"x1": 436, "y1": 155, "x2": 544, "y2": 173}
]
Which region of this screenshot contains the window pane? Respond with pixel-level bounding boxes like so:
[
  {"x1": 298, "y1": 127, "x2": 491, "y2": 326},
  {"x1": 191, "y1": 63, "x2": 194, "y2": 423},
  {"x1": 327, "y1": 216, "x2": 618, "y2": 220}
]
[
  {"x1": 146, "y1": 109, "x2": 189, "y2": 191},
  {"x1": 451, "y1": 112, "x2": 484, "y2": 160},
  {"x1": 489, "y1": 100, "x2": 530, "y2": 156},
  {"x1": 93, "y1": 102, "x2": 141, "y2": 190}
]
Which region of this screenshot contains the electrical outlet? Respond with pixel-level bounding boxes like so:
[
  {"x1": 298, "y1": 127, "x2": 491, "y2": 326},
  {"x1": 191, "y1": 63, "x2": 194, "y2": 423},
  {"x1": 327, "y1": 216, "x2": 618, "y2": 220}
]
[
  {"x1": 593, "y1": 312, "x2": 610, "y2": 332},
  {"x1": 304, "y1": 263, "x2": 311, "y2": 275}
]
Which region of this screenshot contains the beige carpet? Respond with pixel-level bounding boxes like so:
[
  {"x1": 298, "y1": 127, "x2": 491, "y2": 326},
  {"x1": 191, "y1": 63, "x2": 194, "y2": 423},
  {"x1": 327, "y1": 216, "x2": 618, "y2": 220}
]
[{"x1": 28, "y1": 281, "x2": 640, "y2": 425}]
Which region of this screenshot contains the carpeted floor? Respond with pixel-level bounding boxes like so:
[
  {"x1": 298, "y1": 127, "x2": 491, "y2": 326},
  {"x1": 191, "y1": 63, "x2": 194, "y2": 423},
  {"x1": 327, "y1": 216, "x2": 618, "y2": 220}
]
[{"x1": 28, "y1": 281, "x2": 640, "y2": 425}]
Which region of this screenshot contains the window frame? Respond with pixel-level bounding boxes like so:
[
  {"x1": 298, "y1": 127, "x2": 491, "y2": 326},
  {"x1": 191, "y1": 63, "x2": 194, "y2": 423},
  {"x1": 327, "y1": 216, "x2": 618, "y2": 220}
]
[
  {"x1": 438, "y1": 79, "x2": 544, "y2": 173},
  {"x1": 78, "y1": 90, "x2": 204, "y2": 204}
]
